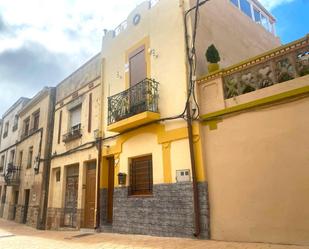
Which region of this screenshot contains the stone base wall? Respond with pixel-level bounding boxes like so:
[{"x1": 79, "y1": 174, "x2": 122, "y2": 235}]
[
  {"x1": 46, "y1": 208, "x2": 83, "y2": 230},
  {"x1": 15, "y1": 205, "x2": 40, "y2": 228},
  {"x1": 15, "y1": 205, "x2": 24, "y2": 223},
  {"x1": 101, "y1": 182, "x2": 209, "y2": 238},
  {"x1": 7, "y1": 204, "x2": 16, "y2": 220},
  {"x1": 100, "y1": 188, "x2": 108, "y2": 225},
  {"x1": 46, "y1": 208, "x2": 64, "y2": 230}
]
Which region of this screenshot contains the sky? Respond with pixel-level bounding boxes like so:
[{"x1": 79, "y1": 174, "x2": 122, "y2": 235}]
[{"x1": 0, "y1": 0, "x2": 308, "y2": 115}]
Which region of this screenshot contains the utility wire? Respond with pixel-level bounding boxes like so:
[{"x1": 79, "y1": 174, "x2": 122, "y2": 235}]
[{"x1": 52, "y1": 1, "x2": 208, "y2": 159}]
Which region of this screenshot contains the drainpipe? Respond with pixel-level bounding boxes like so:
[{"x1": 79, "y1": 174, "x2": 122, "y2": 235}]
[
  {"x1": 95, "y1": 57, "x2": 105, "y2": 231},
  {"x1": 38, "y1": 87, "x2": 56, "y2": 230},
  {"x1": 183, "y1": 0, "x2": 209, "y2": 237},
  {"x1": 95, "y1": 138, "x2": 102, "y2": 230},
  {"x1": 186, "y1": 102, "x2": 200, "y2": 237}
]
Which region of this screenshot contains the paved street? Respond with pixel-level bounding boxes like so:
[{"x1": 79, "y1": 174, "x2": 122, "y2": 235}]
[{"x1": 0, "y1": 219, "x2": 308, "y2": 249}]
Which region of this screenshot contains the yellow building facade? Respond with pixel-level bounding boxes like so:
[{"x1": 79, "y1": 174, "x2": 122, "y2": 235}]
[{"x1": 98, "y1": 0, "x2": 279, "y2": 237}]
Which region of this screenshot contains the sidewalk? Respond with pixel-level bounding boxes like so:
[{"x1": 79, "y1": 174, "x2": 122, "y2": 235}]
[{"x1": 0, "y1": 219, "x2": 308, "y2": 249}]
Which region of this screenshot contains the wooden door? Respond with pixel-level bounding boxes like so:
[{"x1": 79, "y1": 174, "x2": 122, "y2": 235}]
[
  {"x1": 23, "y1": 189, "x2": 30, "y2": 224},
  {"x1": 129, "y1": 45, "x2": 146, "y2": 87},
  {"x1": 84, "y1": 162, "x2": 96, "y2": 228},
  {"x1": 107, "y1": 158, "x2": 115, "y2": 224}
]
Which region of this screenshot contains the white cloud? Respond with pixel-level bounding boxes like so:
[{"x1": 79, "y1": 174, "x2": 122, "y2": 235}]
[
  {"x1": 0, "y1": 0, "x2": 145, "y2": 55},
  {"x1": 258, "y1": 0, "x2": 296, "y2": 10},
  {"x1": 0, "y1": 0, "x2": 145, "y2": 114}
]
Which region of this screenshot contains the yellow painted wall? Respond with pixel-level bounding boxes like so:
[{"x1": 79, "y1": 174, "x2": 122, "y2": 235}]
[
  {"x1": 170, "y1": 139, "x2": 191, "y2": 182},
  {"x1": 199, "y1": 75, "x2": 309, "y2": 245},
  {"x1": 120, "y1": 133, "x2": 164, "y2": 185},
  {"x1": 101, "y1": 0, "x2": 189, "y2": 136},
  {"x1": 48, "y1": 147, "x2": 98, "y2": 209},
  {"x1": 101, "y1": 123, "x2": 206, "y2": 187}
]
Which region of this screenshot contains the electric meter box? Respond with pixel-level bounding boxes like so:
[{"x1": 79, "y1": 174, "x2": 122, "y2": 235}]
[{"x1": 176, "y1": 169, "x2": 191, "y2": 182}]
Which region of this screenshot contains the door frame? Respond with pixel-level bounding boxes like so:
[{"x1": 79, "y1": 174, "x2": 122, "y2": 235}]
[
  {"x1": 12, "y1": 190, "x2": 19, "y2": 221},
  {"x1": 107, "y1": 157, "x2": 115, "y2": 224},
  {"x1": 23, "y1": 189, "x2": 30, "y2": 224}
]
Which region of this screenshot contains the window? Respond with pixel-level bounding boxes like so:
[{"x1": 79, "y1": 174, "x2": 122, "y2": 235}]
[
  {"x1": 9, "y1": 150, "x2": 15, "y2": 164},
  {"x1": 27, "y1": 147, "x2": 33, "y2": 169},
  {"x1": 12, "y1": 115, "x2": 18, "y2": 131},
  {"x1": 0, "y1": 155, "x2": 5, "y2": 172},
  {"x1": 3, "y1": 121, "x2": 9, "y2": 138},
  {"x1": 253, "y1": 7, "x2": 261, "y2": 23},
  {"x1": 70, "y1": 105, "x2": 81, "y2": 131},
  {"x1": 19, "y1": 151, "x2": 23, "y2": 167},
  {"x1": 230, "y1": 0, "x2": 239, "y2": 7},
  {"x1": 129, "y1": 45, "x2": 147, "y2": 87},
  {"x1": 129, "y1": 155, "x2": 153, "y2": 196},
  {"x1": 240, "y1": 0, "x2": 252, "y2": 18},
  {"x1": 32, "y1": 110, "x2": 40, "y2": 131},
  {"x1": 23, "y1": 117, "x2": 30, "y2": 137}
]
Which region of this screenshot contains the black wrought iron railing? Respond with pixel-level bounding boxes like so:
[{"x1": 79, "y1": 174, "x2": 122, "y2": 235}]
[
  {"x1": 63, "y1": 124, "x2": 82, "y2": 143},
  {"x1": 108, "y1": 78, "x2": 159, "y2": 125},
  {"x1": 4, "y1": 163, "x2": 20, "y2": 186}
]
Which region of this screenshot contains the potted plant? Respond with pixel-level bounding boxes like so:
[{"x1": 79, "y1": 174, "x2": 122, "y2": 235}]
[{"x1": 205, "y1": 44, "x2": 221, "y2": 73}]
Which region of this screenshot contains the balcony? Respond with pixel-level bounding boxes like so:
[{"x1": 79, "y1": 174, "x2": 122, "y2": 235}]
[
  {"x1": 63, "y1": 124, "x2": 82, "y2": 143},
  {"x1": 4, "y1": 163, "x2": 20, "y2": 186},
  {"x1": 107, "y1": 78, "x2": 160, "y2": 133}
]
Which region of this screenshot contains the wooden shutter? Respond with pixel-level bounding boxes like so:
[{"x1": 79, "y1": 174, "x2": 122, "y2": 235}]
[
  {"x1": 130, "y1": 155, "x2": 153, "y2": 195},
  {"x1": 70, "y1": 106, "x2": 81, "y2": 128},
  {"x1": 129, "y1": 45, "x2": 147, "y2": 87},
  {"x1": 57, "y1": 110, "x2": 62, "y2": 144}
]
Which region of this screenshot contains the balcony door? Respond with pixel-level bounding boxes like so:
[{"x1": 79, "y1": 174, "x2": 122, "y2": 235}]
[{"x1": 129, "y1": 45, "x2": 146, "y2": 87}]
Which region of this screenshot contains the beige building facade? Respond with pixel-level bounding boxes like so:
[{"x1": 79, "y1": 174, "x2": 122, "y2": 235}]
[
  {"x1": 98, "y1": 0, "x2": 279, "y2": 238},
  {"x1": 0, "y1": 98, "x2": 30, "y2": 219},
  {"x1": 0, "y1": 88, "x2": 56, "y2": 229},
  {"x1": 197, "y1": 35, "x2": 309, "y2": 245},
  {"x1": 47, "y1": 54, "x2": 102, "y2": 230}
]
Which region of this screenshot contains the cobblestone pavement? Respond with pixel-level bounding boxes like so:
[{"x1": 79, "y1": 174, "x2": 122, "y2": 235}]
[{"x1": 0, "y1": 219, "x2": 308, "y2": 249}]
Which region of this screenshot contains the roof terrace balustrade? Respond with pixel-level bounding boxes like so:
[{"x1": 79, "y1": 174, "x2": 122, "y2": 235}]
[{"x1": 221, "y1": 35, "x2": 309, "y2": 99}]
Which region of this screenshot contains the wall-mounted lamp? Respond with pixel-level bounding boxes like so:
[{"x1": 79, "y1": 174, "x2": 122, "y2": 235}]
[
  {"x1": 116, "y1": 71, "x2": 123, "y2": 79},
  {"x1": 34, "y1": 156, "x2": 40, "y2": 174},
  {"x1": 148, "y1": 48, "x2": 159, "y2": 59}
]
